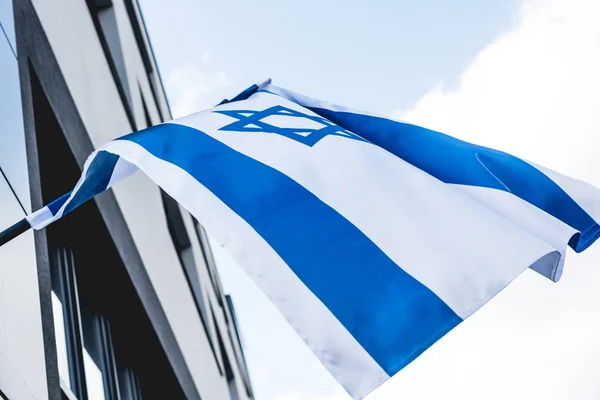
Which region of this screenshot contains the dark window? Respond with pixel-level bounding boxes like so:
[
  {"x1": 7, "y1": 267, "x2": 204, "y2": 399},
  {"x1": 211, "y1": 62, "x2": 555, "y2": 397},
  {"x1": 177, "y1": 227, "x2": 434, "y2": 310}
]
[
  {"x1": 48, "y1": 225, "x2": 158, "y2": 400},
  {"x1": 0, "y1": 24, "x2": 28, "y2": 211},
  {"x1": 50, "y1": 245, "x2": 87, "y2": 397},
  {"x1": 161, "y1": 193, "x2": 224, "y2": 376},
  {"x1": 122, "y1": 0, "x2": 152, "y2": 74},
  {"x1": 86, "y1": 0, "x2": 136, "y2": 130},
  {"x1": 118, "y1": 368, "x2": 143, "y2": 400},
  {"x1": 49, "y1": 244, "x2": 132, "y2": 400},
  {"x1": 139, "y1": 87, "x2": 153, "y2": 129},
  {"x1": 31, "y1": 65, "x2": 186, "y2": 399},
  {"x1": 212, "y1": 306, "x2": 239, "y2": 400},
  {"x1": 47, "y1": 224, "x2": 183, "y2": 400},
  {"x1": 0, "y1": 0, "x2": 16, "y2": 53},
  {"x1": 193, "y1": 220, "x2": 226, "y2": 311},
  {"x1": 81, "y1": 309, "x2": 120, "y2": 399},
  {"x1": 225, "y1": 296, "x2": 254, "y2": 399},
  {"x1": 123, "y1": 0, "x2": 165, "y2": 122}
]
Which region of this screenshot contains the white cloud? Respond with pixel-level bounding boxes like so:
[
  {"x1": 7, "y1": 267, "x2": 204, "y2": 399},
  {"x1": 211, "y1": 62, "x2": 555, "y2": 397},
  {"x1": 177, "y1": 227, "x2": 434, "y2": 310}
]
[
  {"x1": 396, "y1": 0, "x2": 600, "y2": 182},
  {"x1": 165, "y1": 57, "x2": 233, "y2": 118},
  {"x1": 375, "y1": 0, "x2": 600, "y2": 399}
]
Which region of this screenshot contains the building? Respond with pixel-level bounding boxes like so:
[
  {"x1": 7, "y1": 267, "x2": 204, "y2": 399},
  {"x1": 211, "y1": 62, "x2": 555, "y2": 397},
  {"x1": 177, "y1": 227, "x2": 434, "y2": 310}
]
[{"x1": 0, "y1": 0, "x2": 254, "y2": 399}]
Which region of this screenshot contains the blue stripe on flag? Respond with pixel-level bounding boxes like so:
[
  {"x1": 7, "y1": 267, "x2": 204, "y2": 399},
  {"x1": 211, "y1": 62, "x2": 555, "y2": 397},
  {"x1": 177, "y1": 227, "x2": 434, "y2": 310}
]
[
  {"x1": 63, "y1": 151, "x2": 120, "y2": 216},
  {"x1": 118, "y1": 123, "x2": 462, "y2": 375},
  {"x1": 47, "y1": 192, "x2": 73, "y2": 215},
  {"x1": 307, "y1": 108, "x2": 600, "y2": 252}
]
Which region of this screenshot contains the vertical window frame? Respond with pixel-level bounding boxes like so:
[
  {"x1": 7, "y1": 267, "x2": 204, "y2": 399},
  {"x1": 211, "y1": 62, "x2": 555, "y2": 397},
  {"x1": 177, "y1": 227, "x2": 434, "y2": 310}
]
[
  {"x1": 50, "y1": 242, "x2": 131, "y2": 400},
  {"x1": 193, "y1": 221, "x2": 227, "y2": 312},
  {"x1": 161, "y1": 192, "x2": 224, "y2": 376},
  {"x1": 85, "y1": 0, "x2": 137, "y2": 131},
  {"x1": 51, "y1": 245, "x2": 88, "y2": 399}
]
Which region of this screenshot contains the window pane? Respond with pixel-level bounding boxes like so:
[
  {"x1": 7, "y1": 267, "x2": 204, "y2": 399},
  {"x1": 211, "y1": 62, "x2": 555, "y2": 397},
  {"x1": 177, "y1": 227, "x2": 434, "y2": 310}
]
[
  {"x1": 81, "y1": 308, "x2": 111, "y2": 400},
  {"x1": 194, "y1": 221, "x2": 225, "y2": 306},
  {"x1": 0, "y1": 27, "x2": 29, "y2": 211},
  {"x1": 118, "y1": 368, "x2": 142, "y2": 400},
  {"x1": 86, "y1": 0, "x2": 136, "y2": 129},
  {"x1": 97, "y1": 7, "x2": 131, "y2": 106},
  {"x1": 0, "y1": 0, "x2": 16, "y2": 52},
  {"x1": 84, "y1": 349, "x2": 106, "y2": 400},
  {"x1": 51, "y1": 292, "x2": 72, "y2": 390}
]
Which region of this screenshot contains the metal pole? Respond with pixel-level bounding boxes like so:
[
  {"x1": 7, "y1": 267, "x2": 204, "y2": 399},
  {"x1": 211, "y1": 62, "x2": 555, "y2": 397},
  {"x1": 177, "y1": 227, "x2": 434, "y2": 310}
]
[{"x1": 0, "y1": 218, "x2": 31, "y2": 247}]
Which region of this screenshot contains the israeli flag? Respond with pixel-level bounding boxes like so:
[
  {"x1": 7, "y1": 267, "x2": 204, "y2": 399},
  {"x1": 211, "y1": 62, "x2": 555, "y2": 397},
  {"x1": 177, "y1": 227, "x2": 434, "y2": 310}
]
[{"x1": 26, "y1": 80, "x2": 600, "y2": 399}]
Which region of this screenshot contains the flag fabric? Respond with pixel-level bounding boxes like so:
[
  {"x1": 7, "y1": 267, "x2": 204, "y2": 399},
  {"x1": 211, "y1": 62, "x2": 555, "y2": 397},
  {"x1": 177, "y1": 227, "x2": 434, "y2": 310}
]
[{"x1": 26, "y1": 80, "x2": 600, "y2": 399}]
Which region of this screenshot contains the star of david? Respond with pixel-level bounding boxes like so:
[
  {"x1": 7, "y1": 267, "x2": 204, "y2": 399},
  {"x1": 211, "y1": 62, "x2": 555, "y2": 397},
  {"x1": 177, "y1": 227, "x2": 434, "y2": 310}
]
[{"x1": 214, "y1": 105, "x2": 367, "y2": 147}]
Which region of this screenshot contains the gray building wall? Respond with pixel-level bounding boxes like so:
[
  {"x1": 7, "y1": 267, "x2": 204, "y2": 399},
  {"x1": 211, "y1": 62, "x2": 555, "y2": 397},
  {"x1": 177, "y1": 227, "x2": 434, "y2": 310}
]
[{"x1": 0, "y1": 0, "x2": 253, "y2": 399}]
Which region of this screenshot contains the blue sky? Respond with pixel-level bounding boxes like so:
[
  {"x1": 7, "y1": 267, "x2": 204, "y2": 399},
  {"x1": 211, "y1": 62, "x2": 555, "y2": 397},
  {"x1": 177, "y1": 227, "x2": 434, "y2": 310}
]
[
  {"x1": 137, "y1": 1, "x2": 600, "y2": 399},
  {"x1": 139, "y1": 0, "x2": 517, "y2": 113}
]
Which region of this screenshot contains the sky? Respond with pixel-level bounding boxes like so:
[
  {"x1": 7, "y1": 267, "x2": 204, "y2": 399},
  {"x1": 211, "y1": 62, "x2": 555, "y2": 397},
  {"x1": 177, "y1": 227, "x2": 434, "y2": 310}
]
[{"x1": 137, "y1": 0, "x2": 600, "y2": 399}]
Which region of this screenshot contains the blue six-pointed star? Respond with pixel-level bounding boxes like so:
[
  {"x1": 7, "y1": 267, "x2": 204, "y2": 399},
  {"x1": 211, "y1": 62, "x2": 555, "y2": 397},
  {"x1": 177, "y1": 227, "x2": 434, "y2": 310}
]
[{"x1": 214, "y1": 105, "x2": 367, "y2": 147}]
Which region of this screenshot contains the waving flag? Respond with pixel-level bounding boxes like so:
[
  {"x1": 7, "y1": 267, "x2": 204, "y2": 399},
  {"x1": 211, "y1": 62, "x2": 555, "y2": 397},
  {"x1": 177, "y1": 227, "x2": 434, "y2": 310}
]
[{"x1": 23, "y1": 80, "x2": 600, "y2": 399}]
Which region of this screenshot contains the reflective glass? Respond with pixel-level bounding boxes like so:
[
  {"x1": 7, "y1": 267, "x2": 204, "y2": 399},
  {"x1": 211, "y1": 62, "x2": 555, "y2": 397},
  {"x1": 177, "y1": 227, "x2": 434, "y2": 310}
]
[
  {"x1": 51, "y1": 292, "x2": 72, "y2": 390},
  {"x1": 0, "y1": 0, "x2": 15, "y2": 53},
  {"x1": 0, "y1": 30, "x2": 30, "y2": 211},
  {"x1": 84, "y1": 349, "x2": 106, "y2": 400}
]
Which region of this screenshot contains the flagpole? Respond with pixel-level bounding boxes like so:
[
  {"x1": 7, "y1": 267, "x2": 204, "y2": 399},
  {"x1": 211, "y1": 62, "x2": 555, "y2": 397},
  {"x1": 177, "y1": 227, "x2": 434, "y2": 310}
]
[{"x1": 0, "y1": 218, "x2": 31, "y2": 247}]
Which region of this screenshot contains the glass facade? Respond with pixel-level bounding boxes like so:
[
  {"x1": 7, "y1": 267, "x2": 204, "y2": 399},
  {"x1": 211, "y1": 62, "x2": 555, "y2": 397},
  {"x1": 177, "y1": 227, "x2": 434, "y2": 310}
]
[
  {"x1": 83, "y1": 349, "x2": 106, "y2": 400},
  {"x1": 51, "y1": 292, "x2": 73, "y2": 389},
  {"x1": 0, "y1": 1, "x2": 30, "y2": 211},
  {"x1": 0, "y1": 7, "x2": 46, "y2": 396},
  {"x1": 0, "y1": 0, "x2": 16, "y2": 53}
]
